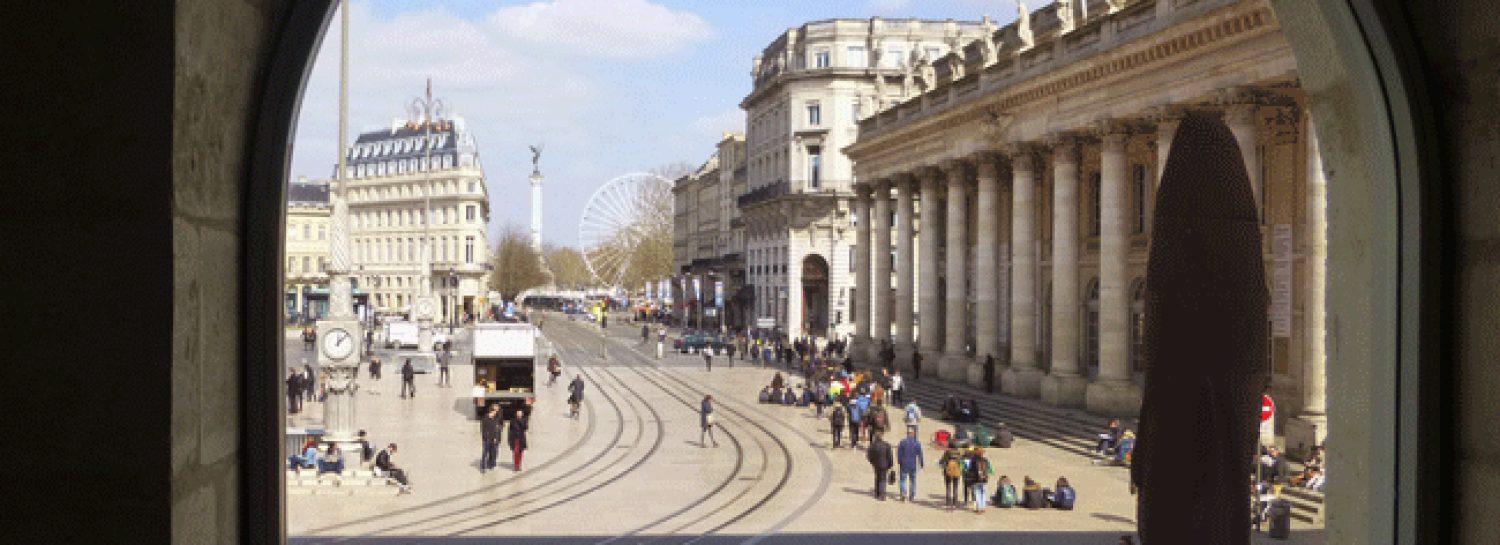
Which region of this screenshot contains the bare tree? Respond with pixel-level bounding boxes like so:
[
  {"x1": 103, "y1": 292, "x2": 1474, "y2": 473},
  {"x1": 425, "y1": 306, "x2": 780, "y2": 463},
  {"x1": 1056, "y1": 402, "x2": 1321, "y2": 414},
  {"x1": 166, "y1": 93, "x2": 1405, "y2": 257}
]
[
  {"x1": 489, "y1": 223, "x2": 547, "y2": 301},
  {"x1": 543, "y1": 244, "x2": 591, "y2": 290}
]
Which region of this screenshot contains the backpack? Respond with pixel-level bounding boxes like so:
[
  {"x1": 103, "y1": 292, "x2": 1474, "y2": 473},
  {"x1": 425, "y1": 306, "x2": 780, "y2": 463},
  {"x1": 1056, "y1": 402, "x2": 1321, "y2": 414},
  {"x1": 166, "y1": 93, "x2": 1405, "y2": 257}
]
[
  {"x1": 999, "y1": 484, "x2": 1018, "y2": 506},
  {"x1": 905, "y1": 406, "x2": 919, "y2": 424},
  {"x1": 945, "y1": 456, "x2": 963, "y2": 478},
  {"x1": 968, "y1": 457, "x2": 989, "y2": 482}
]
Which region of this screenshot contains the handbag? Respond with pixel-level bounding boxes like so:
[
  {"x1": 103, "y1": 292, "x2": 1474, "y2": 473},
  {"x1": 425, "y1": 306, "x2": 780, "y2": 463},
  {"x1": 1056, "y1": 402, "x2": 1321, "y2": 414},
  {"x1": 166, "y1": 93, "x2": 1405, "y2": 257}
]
[
  {"x1": 887, "y1": 469, "x2": 897, "y2": 485},
  {"x1": 706, "y1": 413, "x2": 716, "y2": 427}
]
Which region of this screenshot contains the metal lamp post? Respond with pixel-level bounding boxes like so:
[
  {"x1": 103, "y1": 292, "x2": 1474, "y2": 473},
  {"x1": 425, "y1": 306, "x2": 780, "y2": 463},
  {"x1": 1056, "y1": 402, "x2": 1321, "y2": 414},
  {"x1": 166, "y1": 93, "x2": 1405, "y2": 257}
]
[
  {"x1": 449, "y1": 267, "x2": 457, "y2": 333},
  {"x1": 408, "y1": 81, "x2": 445, "y2": 353}
]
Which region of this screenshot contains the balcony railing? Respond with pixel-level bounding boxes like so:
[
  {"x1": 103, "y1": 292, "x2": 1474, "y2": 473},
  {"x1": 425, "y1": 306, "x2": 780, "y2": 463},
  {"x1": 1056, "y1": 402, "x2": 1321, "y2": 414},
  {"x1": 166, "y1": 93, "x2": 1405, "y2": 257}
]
[{"x1": 737, "y1": 181, "x2": 788, "y2": 208}]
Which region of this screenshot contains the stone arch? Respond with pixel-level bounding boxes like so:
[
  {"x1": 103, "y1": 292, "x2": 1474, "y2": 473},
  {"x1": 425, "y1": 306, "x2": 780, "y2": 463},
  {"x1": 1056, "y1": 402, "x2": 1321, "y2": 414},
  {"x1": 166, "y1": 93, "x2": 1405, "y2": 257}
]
[{"x1": 801, "y1": 253, "x2": 830, "y2": 337}]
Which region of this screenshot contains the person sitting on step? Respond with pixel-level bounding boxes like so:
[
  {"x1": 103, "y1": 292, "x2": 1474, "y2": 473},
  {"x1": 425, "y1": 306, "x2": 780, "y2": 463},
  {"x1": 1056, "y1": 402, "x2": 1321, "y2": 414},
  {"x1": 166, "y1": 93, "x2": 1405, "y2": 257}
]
[{"x1": 317, "y1": 443, "x2": 345, "y2": 476}]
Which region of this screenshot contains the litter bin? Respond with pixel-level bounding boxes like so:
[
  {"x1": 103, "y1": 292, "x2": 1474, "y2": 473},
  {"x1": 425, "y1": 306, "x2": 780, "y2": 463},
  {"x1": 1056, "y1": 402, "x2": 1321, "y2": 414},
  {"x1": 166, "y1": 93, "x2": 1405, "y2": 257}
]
[{"x1": 1267, "y1": 498, "x2": 1292, "y2": 539}]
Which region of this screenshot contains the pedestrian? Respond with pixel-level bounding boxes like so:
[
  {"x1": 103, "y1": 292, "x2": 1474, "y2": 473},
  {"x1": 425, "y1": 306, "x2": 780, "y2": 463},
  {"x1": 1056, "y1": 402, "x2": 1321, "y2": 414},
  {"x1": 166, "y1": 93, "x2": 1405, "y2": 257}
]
[
  {"x1": 983, "y1": 354, "x2": 997, "y2": 394},
  {"x1": 829, "y1": 402, "x2": 847, "y2": 448},
  {"x1": 910, "y1": 351, "x2": 922, "y2": 381},
  {"x1": 896, "y1": 428, "x2": 925, "y2": 502},
  {"x1": 903, "y1": 400, "x2": 922, "y2": 435},
  {"x1": 642, "y1": 324, "x2": 650, "y2": 344},
  {"x1": 399, "y1": 358, "x2": 416, "y2": 399},
  {"x1": 726, "y1": 340, "x2": 736, "y2": 363},
  {"x1": 700, "y1": 395, "x2": 719, "y2": 447},
  {"x1": 368, "y1": 356, "x2": 381, "y2": 380},
  {"x1": 703, "y1": 349, "x2": 712, "y2": 372},
  {"x1": 866, "y1": 431, "x2": 894, "y2": 501},
  {"x1": 547, "y1": 355, "x2": 561, "y2": 386},
  {"x1": 890, "y1": 371, "x2": 905, "y2": 406},
  {"x1": 864, "y1": 399, "x2": 890, "y2": 442},
  {"x1": 286, "y1": 367, "x2": 303, "y2": 414},
  {"x1": 508, "y1": 409, "x2": 529, "y2": 471},
  {"x1": 479, "y1": 404, "x2": 502, "y2": 473},
  {"x1": 939, "y1": 445, "x2": 964, "y2": 509},
  {"x1": 966, "y1": 447, "x2": 994, "y2": 513},
  {"x1": 303, "y1": 363, "x2": 316, "y2": 402},
  {"x1": 438, "y1": 350, "x2": 451, "y2": 387},
  {"x1": 374, "y1": 443, "x2": 412, "y2": 493},
  {"x1": 568, "y1": 375, "x2": 585, "y2": 418},
  {"x1": 847, "y1": 397, "x2": 865, "y2": 449}
]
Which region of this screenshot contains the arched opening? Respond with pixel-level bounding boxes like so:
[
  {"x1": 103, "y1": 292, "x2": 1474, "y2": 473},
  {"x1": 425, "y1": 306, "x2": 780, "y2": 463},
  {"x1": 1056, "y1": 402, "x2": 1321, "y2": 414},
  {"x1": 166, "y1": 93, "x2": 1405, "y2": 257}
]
[
  {"x1": 801, "y1": 254, "x2": 830, "y2": 338},
  {"x1": 227, "y1": 0, "x2": 1446, "y2": 542}
]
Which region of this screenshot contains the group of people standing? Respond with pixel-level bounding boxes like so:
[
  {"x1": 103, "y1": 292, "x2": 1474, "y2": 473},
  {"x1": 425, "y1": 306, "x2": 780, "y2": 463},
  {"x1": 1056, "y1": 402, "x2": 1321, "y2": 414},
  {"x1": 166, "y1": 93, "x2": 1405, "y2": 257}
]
[
  {"x1": 286, "y1": 362, "x2": 321, "y2": 414},
  {"x1": 479, "y1": 403, "x2": 530, "y2": 473}
]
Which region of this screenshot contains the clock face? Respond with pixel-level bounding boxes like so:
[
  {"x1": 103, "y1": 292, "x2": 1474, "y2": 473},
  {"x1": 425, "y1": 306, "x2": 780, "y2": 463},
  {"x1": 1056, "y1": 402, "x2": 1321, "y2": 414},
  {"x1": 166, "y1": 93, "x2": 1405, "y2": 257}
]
[
  {"x1": 322, "y1": 328, "x2": 355, "y2": 360},
  {"x1": 418, "y1": 300, "x2": 434, "y2": 317}
]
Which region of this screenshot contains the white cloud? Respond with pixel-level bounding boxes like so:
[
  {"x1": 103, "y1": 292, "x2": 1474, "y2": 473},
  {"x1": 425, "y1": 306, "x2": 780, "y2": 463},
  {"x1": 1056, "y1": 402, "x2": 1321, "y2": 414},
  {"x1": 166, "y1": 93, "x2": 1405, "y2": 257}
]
[
  {"x1": 688, "y1": 107, "x2": 746, "y2": 142},
  {"x1": 866, "y1": 0, "x2": 912, "y2": 14},
  {"x1": 487, "y1": 0, "x2": 715, "y2": 59}
]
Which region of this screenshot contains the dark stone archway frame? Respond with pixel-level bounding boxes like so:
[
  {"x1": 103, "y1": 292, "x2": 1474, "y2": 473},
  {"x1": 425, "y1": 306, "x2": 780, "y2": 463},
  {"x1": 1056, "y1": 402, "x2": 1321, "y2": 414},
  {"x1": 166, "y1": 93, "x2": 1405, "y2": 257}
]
[{"x1": 241, "y1": 0, "x2": 1450, "y2": 542}]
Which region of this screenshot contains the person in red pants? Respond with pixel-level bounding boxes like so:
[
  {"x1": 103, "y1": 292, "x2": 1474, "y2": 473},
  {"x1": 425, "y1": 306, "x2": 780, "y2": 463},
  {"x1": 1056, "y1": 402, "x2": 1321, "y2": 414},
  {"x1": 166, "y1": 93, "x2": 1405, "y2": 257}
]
[{"x1": 507, "y1": 409, "x2": 529, "y2": 471}]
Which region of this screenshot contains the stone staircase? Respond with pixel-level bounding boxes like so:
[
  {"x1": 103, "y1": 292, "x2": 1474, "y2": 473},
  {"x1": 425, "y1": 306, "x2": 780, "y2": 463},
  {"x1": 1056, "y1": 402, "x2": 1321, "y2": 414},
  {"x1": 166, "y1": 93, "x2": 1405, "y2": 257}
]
[{"x1": 285, "y1": 468, "x2": 402, "y2": 495}]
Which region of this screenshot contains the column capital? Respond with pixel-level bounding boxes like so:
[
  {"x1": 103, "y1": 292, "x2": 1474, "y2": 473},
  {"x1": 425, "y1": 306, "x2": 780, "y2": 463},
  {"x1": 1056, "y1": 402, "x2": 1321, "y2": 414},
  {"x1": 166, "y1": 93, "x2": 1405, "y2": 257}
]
[
  {"x1": 1211, "y1": 85, "x2": 1263, "y2": 108},
  {"x1": 854, "y1": 182, "x2": 875, "y2": 197},
  {"x1": 938, "y1": 158, "x2": 970, "y2": 177},
  {"x1": 1040, "y1": 131, "x2": 1081, "y2": 150},
  {"x1": 896, "y1": 173, "x2": 921, "y2": 194},
  {"x1": 1143, "y1": 104, "x2": 1188, "y2": 124}
]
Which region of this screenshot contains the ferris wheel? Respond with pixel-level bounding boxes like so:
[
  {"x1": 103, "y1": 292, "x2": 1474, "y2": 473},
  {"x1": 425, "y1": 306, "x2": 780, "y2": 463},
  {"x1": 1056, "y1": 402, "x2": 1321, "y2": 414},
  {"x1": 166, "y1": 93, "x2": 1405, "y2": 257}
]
[{"x1": 578, "y1": 172, "x2": 673, "y2": 289}]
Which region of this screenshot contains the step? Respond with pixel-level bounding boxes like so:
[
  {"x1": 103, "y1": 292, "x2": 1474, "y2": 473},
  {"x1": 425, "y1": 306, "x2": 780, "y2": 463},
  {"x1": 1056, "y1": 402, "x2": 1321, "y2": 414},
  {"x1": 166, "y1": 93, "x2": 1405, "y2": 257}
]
[{"x1": 900, "y1": 388, "x2": 1108, "y2": 457}]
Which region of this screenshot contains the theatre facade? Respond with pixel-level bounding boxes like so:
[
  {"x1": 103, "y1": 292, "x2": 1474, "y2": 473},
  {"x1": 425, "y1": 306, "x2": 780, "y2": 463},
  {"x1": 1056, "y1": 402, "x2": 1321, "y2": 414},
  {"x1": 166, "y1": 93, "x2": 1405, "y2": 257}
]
[{"x1": 843, "y1": 0, "x2": 1326, "y2": 451}]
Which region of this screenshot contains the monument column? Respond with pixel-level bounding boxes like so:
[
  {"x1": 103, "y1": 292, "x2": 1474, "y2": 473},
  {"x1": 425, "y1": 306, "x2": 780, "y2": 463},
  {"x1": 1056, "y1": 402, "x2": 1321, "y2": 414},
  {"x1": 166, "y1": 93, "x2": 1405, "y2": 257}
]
[
  {"x1": 1288, "y1": 112, "x2": 1329, "y2": 456},
  {"x1": 971, "y1": 153, "x2": 1003, "y2": 388},
  {"x1": 1002, "y1": 146, "x2": 1043, "y2": 397},
  {"x1": 1087, "y1": 126, "x2": 1143, "y2": 415},
  {"x1": 894, "y1": 176, "x2": 917, "y2": 362},
  {"x1": 940, "y1": 159, "x2": 972, "y2": 381},
  {"x1": 917, "y1": 169, "x2": 945, "y2": 371},
  {"x1": 1040, "y1": 137, "x2": 1087, "y2": 407},
  {"x1": 852, "y1": 185, "x2": 874, "y2": 361},
  {"x1": 871, "y1": 179, "x2": 894, "y2": 352}
]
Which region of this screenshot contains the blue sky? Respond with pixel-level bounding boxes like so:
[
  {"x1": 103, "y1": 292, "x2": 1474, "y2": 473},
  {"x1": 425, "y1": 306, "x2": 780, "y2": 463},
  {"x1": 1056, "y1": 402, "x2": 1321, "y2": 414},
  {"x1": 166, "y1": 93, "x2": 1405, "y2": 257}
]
[{"x1": 290, "y1": 0, "x2": 1023, "y2": 247}]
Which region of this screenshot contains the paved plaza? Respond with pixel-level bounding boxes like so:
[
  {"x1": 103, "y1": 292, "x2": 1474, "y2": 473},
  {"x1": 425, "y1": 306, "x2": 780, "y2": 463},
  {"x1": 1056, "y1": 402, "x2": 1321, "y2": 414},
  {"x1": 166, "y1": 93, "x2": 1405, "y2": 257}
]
[{"x1": 288, "y1": 316, "x2": 1324, "y2": 544}]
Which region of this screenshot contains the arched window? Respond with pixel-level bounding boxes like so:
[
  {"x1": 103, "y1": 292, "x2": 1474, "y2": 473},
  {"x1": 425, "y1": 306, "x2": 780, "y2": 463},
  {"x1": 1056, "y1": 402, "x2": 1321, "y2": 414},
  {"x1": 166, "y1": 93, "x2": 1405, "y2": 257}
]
[{"x1": 1084, "y1": 278, "x2": 1100, "y2": 378}]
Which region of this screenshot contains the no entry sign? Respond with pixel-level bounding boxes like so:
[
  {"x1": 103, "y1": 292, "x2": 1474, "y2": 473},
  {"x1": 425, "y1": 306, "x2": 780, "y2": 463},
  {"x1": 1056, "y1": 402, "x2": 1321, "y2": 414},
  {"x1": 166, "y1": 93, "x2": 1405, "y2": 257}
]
[{"x1": 1261, "y1": 395, "x2": 1275, "y2": 422}]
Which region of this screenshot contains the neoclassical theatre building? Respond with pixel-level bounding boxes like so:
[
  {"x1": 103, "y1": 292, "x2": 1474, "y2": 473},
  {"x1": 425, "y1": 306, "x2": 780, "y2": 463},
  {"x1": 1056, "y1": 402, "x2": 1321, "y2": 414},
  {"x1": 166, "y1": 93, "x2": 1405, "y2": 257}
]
[
  {"x1": 341, "y1": 112, "x2": 492, "y2": 324},
  {"x1": 844, "y1": 0, "x2": 1326, "y2": 449}
]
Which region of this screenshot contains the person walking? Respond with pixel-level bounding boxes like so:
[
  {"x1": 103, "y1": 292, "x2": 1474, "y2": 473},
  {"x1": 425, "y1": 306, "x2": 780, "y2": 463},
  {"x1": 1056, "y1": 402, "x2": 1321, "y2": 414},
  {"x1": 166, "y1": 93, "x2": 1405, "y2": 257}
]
[
  {"x1": 508, "y1": 409, "x2": 529, "y2": 471},
  {"x1": 286, "y1": 368, "x2": 302, "y2": 414},
  {"x1": 829, "y1": 402, "x2": 847, "y2": 448},
  {"x1": 547, "y1": 355, "x2": 561, "y2": 387},
  {"x1": 967, "y1": 447, "x2": 994, "y2": 513},
  {"x1": 700, "y1": 395, "x2": 719, "y2": 447},
  {"x1": 479, "y1": 404, "x2": 502, "y2": 473},
  {"x1": 568, "y1": 375, "x2": 585, "y2": 419},
  {"x1": 703, "y1": 348, "x2": 712, "y2": 372},
  {"x1": 848, "y1": 394, "x2": 867, "y2": 449},
  {"x1": 438, "y1": 349, "x2": 451, "y2": 387},
  {"x1": 399, "y1": 358, "x2": 416, "y2": 399},
  {"x1": 641, "y1": 324, "x2": 650, "y2": 344},
  {"x1": 865, "y1": 400, "x2": 890, "y2": 443},
  {"x1": 867, "y1": 432, "x2": 894, "y2": 501},
  {"x1": 896, "y1": 428, "x2": 925, "y2": 502},
  {"x1": 366, "y1": 356, "x2": 381, "y2": 395},
  {"x1": 939, "y1": 445, "x2": 964, "y2": 509},
  {"x1": 303, "y1": 363, "x2": 317, "y2": 403},
  {"x1": 983, "y1": 354, "x2": 997, "y2": 394},
  {"x1": 890, "y1": 371, "x2": 905, "y2": 406},
  {"x1": 903, "y1": 400, "x2": 922, "y2": 435},
  {"x1": 910, "y1": 351, "x2": 922, "y2": 381}
]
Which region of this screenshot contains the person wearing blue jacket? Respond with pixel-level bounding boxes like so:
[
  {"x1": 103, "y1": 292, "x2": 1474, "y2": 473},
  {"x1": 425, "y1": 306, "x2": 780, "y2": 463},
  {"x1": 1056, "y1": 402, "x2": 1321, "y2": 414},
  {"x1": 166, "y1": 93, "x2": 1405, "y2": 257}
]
[
  {"x1": 1050, "y1": 477, "x2": 1077, "y2": 510},
  {"x1": 849, "y1": 394, "x2": 869, "y2": 448},
  {"x1": 896, "y1": 428, "x2": 925, "y2": 502}
]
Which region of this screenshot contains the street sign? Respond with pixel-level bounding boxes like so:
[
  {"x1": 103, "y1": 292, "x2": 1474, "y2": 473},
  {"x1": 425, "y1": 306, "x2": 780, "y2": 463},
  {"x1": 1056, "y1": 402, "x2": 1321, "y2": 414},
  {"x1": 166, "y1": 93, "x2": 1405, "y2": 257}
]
[
  {"x1": 1259, "y1": 395, "x2": 1275, "y2": 445},
  {"x1": 1261, "y1": 395, "x2": 1275, "y2": 422},
  {"x1": 756, "y1": 317, "x2": 775, "y2": 328}
]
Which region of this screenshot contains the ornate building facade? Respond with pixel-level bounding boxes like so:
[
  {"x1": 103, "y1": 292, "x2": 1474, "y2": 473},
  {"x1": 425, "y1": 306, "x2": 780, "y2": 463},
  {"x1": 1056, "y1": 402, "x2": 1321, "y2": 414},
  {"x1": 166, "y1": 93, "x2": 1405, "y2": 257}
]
[
  {"x1": 844, "y1": 0, "x2": 1327, "y2": 450},
  {"x1": 672, "y1": 133, "x2": 749, "y2": 330},
  {"x1": 741, "y1": 17, "x2": 989, "y2": 341},
  {"x1": 285, "y1": 176, "x2": 331, "y2": 320},
  {"x1": 340, "y1": 115, "x2": 492, "y2": 324}
]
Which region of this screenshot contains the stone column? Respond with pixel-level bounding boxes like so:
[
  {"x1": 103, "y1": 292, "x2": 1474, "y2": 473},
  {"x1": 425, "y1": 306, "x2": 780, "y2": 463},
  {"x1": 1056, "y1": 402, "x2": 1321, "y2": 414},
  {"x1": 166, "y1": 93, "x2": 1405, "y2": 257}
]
[
  {"x1": 894, "y1": 176, "x2": 917, "y2": 362},
  {"x1": 917, "y1": 169, "x2": 945, "y2": 370},
  {"x1": 1225, "y1": 102, "x2": 1263, "y2": 216},
  {"x1": 872, "y1": 180, "x2": 894, "y2": 351},
  {"x1": 970, "y1": 154, "x2": 1003, "y2": 388},
  {"x1": 1287, "y1": 113, "x2": 1329, "y2": 457},
  {"x1": 1149, "y1": 106, "x2": 1184, "y2": 236},
  {"x1": 941, "y1": 160, "x2": 972, "y2": 381},
  {"x1": 1002, "y1": 147, "x2": 1044, "y2": 397},
  {"x1": 1087, "y1": 127, "x2": 1143, "y2": 416},
  {"x1": 1040, "y1": 138, "x2": 1087, "y2": 407},
  {"x1": 851, "y1": 185, "x2": 873, "y2": 361}
]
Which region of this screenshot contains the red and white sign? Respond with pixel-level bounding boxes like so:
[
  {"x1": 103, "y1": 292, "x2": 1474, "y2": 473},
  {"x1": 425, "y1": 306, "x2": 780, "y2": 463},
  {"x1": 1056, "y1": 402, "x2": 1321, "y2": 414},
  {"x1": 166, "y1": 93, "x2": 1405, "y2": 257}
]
[
  {"x1": 1259, "y1": 395, "x2": 1275, "y2": 445},
  {"x1": 1261, "y1": 395, "x2": 1276, "y2": 422}
]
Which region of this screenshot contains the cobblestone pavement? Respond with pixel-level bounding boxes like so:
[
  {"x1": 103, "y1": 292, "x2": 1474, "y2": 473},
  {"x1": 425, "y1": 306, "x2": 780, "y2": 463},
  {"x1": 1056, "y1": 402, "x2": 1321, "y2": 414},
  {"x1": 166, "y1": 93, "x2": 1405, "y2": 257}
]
[{"x1": 288, "y1": 315, "x2": 1324, "y2": 544}]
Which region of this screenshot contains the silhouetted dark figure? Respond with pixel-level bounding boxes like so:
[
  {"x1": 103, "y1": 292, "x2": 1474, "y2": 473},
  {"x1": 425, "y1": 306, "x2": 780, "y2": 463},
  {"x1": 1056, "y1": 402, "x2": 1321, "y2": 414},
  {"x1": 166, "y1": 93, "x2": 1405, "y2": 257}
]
[{"x1": 1132, "y1": 112, "x2": 1268, "y2": 545}]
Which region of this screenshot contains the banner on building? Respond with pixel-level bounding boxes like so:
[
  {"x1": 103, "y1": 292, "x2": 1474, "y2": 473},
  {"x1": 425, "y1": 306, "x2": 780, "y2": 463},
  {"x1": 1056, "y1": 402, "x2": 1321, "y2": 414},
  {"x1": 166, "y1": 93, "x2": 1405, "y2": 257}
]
[{"x1": 715, "y1": 281, "x2": 724, "y2": 308}]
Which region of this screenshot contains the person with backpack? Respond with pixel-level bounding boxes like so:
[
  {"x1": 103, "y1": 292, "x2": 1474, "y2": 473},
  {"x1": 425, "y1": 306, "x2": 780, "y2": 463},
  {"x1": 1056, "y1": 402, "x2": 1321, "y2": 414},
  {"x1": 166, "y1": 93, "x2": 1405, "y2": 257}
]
[
  {"x1": 1021, "y1": 476, "x2": 1047, "y2": 509},
  {"x1": 896, "y1": 428, "x2": 925, "y2": 502},
  {"x1": 903, "y1": 401, "x2": 922, "y2": 435},
  {"x1": 866, "y1": 431, "x2": 894, "y2": 501},
  {"x1": 865, "y1": 400, "x2": 890, "y2": 441},
  {"x1": 996, "y1": 475, "x2": 1019, "y2": 508},
  {"x1": 829, "y1": 402, "x2": 847, "y2": 448},
  {"x1": 568, "y1": 375, "x2": 585, "y2": 419},
  {"x1": 966, "y1": 447, "x2": 994, "y2": 513},
  {"x1": 939, "y1": 445, "x2": 964, "y2": 509},
  {"x1": 849, "y1": 393, "x2": 868, "y2": 449},
  {"x1": 547, "y1": 355, "x2": 561, "y2": 387}
]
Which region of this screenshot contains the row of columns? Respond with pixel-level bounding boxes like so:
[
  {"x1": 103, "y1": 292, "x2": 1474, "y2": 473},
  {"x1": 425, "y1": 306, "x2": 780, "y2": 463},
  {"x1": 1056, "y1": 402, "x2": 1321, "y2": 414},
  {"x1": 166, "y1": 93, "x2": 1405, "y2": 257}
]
[{"x1": 852, "y1": 102, "x2": 1323, "y2": 417}]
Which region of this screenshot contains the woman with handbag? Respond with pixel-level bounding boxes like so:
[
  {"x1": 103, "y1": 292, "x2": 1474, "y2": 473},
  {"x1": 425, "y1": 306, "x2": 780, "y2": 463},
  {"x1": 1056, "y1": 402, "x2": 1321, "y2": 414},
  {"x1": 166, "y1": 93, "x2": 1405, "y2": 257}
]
[{"x1": 700, "y1": 395, "x2": 719, "y2": 447}]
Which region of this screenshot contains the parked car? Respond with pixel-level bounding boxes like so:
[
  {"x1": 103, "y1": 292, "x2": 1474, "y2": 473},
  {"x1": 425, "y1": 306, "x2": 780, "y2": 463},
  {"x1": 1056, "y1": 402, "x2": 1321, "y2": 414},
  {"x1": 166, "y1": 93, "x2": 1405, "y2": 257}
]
[{"x1": 677, "y1": 334, "x2": 732, "y2": 355}]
